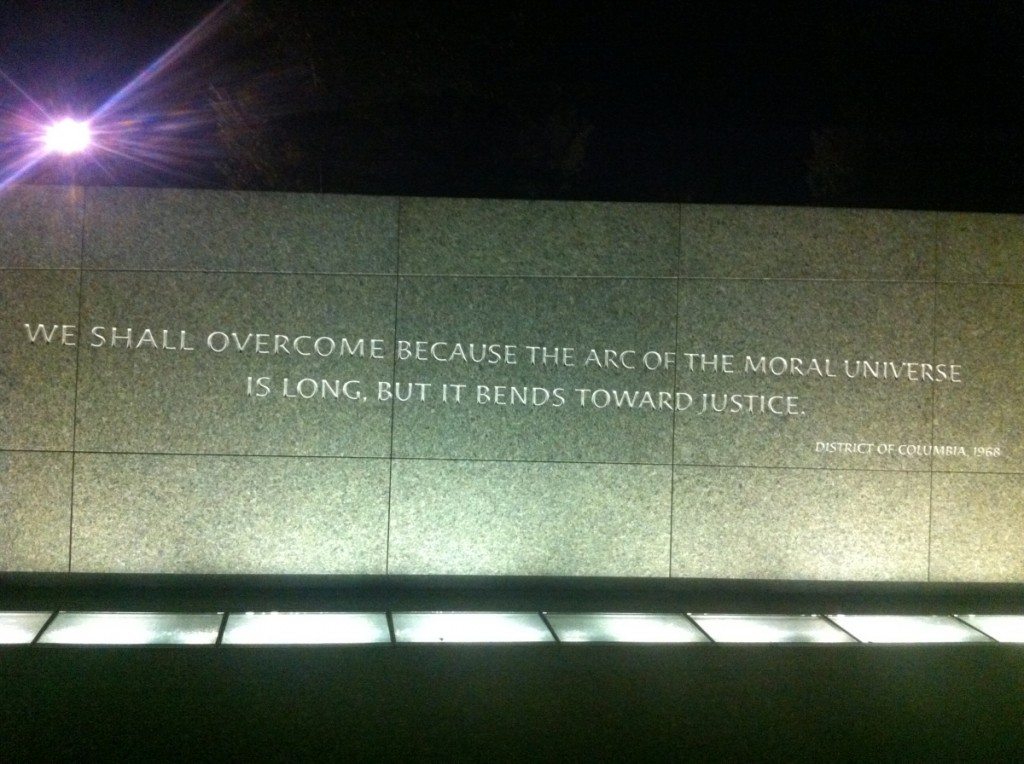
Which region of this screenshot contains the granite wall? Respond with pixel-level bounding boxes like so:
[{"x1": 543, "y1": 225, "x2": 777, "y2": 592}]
[{"x1": 1, "y1": 186, "x2": 1021, "y2": 581}]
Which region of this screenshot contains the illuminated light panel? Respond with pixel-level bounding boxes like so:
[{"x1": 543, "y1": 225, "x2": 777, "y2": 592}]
[
  {"x1": 828, "y1": 615, "x2": 991, "y2": 644},
  {"x1": 546, "y1": 613, "x2": 709, "y2": 643},
  {"x1": 0, "y1": 612, "x2": 52, "y2": 644},
  {"x1": 392, "y1": 612, "x2": 554, "y2": 643},
  {"x1": 222, "y1": 612, "x2": 390, "y2": 645},
  {"x1": 690, "y1": 614, "x2": 856, "y2": 643},
  {"x1": 37, "y1": 612, "x2": 222, "y2": 645},
  {"x1": 956, "y1": 615, "x2": 1024, "y2": 643},
  {"x1": 42, "y1": 118, "x2": 92, "y2": 154}
]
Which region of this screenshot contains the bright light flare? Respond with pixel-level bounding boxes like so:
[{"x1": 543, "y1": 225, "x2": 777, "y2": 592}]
[
  {"x1": 0, "y1": 0, "x2": 240, "y2": 192},
  {"x1": 42, "y1": 117, "x2": 92, "y2": 154}
]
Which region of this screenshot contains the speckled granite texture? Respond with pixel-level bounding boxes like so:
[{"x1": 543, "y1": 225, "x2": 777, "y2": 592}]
[
  {"x1": 84, "y1": 187, "x2": 398, "y2": 273},
  {"x1": 672, "y1": 467, "x2": 930, "y2": 580},
  {"x1": 0, "y1": 185, "x2": 83, "y2": 268},
  {"x1": 0, "y1": 270, "x2": 79, "y2": 450},
  {"x1": 0, "y1": 451, "x2": 72, "y2": 572},
  {"x1": 933, "y1": 284, "x2": 1024, "y2": 474},
  {"x1": 400, "y1": 197, "x2": 678, "y2": 276},
  {"x1": 930, "y1": 473, "x2": 1024, "y2": 582},
  {"x1": 71, "y1": 454, "x2": 389, "y2": 574},
  {"x1": 935, "y1": 212, "x2": 1024, "y2": 284},
  {"x1": 679, "y1": 205, "x2": 937, "y2": 280},
  {"x1": 1, "y1": 186, "x2": 1021, "y2": 581},
  {"x1": 388, "y1": 460, "x2": 671, "y2": 576}
]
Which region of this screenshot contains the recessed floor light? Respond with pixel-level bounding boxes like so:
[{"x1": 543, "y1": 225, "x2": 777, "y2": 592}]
[
  {"x1": 392, "y1": 612, "x2": 554, "y2": 643},
  {"x1": 0, "y1": 612, "x2": 52, "y2": 644},
  {"x1": 690, "y1": 614, "x2": 856, "y2": 643},
  {"x1": 956, "y1": 615, "x2": 1024, "y2": 643},
  {"x1": 546, "y1": 613, "x2": 708, "y2": 643},
  {"x1": 827, "y1": 615, "x2": 991, "y2": 644},
  {"x1": 222, "y1": 612, "x2": 391, "y2": 645},
  {"x1": 37, "y1": 612, "x2": 222, "y2": 645}
]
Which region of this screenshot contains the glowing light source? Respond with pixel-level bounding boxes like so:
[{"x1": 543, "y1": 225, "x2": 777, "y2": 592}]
[
  {"x1": 222, "y1": 612, "x2": 391, "y2": 645},
  {"x1": 956, "y1": 615, "x2": 1024, "y2": 643},
  {"x1": 37, "y1": 612, "x2": 222, "y2": 645},
  {"x1": 392, "y1": 612, "x2": 554, "y2": 643},
  {"x1": 828, "y1": 615, "x2": 991, "y2": 644},
  {"x1": 0, "y1": 0, "x2": 240, "y2": 192},
  {"x1": 42, "y1": 118, "x2": 92, "y2": 155},
  {"x1": 547, "y1": 613, "x2": 709, "y2": 643},
  {"x1": 690, "y1": 614, "x2": 856, "y2": 643},
  {"x1": 0, "y1": 611, "x2": 52, "y2": 644}
]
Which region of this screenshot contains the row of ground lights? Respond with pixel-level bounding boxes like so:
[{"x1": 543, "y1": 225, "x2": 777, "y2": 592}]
[{"x1": 2, "y1": 611, "x2": 1023, "y2": 645}]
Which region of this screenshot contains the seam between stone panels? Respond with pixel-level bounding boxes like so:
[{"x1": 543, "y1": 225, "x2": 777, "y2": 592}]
[
  {"x1": 67, "y1": 188, "x2": 87, "y2": 573},
  {"x1": 926, "y1": 223, "x2": 939, "y2": 583},
  {"x1": 935, "y1": 279, "x2": 1024, "y2": 287},
  {"x1": 0, "y1": 265, "x2": 82, "y2": 271},
  {"x1": 927, "y1": 281, "x2": 938, "y2": 582},
  {"x1": 664, "y1": 462, "x2": 937, "y2": 474},
  {"x1": 389, "y1": 272, "x2": 679, "y2": 280},
  {"x1": 668, "y1": 273, "x2": 681, "y2": 578},
  {"x1": 388, "y1": 456, "x2": 673, "y2": 467},
  {"x1": 76, "y1": 267, "x2": 399, "y2": 277},
  {"x1": 928, "y1": 468, "x2": 1022, "y2": 476},
  {"x1": 43, "y1": 450, "x2": 982, "y2": 473},
  {"x1": 65, "y1": 450, "x2": 394, "y2": 460},
  {"x1": 384, "y1": 201, "x2": 403, "y2": 575},
  {"x1": 45, "y1": 447, "x2": 671, "y2": 466},
  {"x1": 674, "y1": 276, "x2": 939, "y2": 285},
  {"x1": 1, "y1": 448, "x2": 78, "y2": 455},
  {"x1": 383, "y1": 457, "x2": 943, "y2": 474},
  {"x1": 669, "y1": 202, "x2": 682, "y2": 578}
]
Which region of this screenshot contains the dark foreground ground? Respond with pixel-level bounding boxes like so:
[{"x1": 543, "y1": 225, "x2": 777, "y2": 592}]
[
  {"x1": 2, "y1": 575, "x2": 1022, "y2": 761},
  {"x1": 4, "y1": 642, "x2": 1024, "y2": 761}
]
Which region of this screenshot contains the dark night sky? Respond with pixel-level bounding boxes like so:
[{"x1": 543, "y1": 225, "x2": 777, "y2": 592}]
[{"x1": 2, "y1": 1, "x2": 1022, "y2": 209}]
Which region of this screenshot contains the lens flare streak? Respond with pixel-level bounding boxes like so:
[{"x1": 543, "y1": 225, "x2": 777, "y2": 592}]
[{"x1": 0, "y1": 0, "x2": 241, "y2": 193}]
